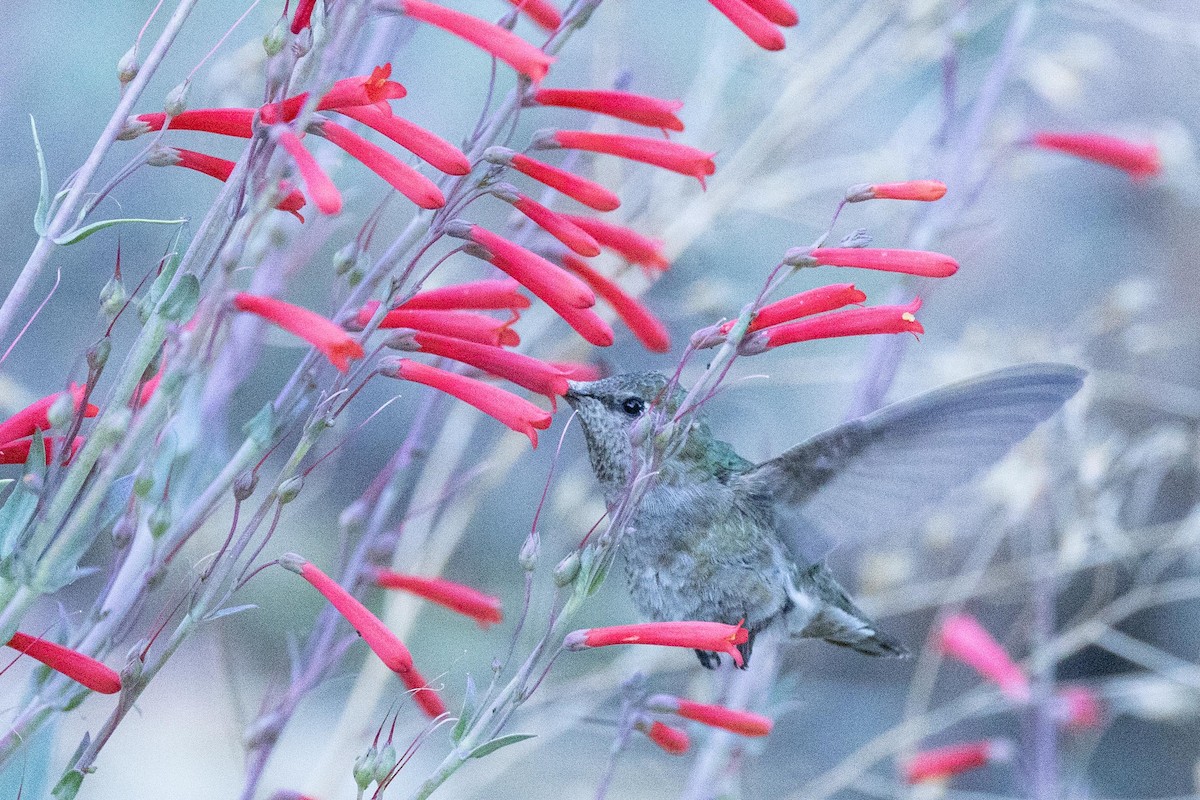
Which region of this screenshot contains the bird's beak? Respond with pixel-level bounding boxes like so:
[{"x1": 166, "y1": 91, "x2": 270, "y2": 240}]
[{"x1": 563, "y1": 380, "x2": 586, "y2": 408}]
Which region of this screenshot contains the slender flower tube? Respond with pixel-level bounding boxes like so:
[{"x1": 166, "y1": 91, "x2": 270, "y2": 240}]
[
  {"x1": 531, "y1": 88, "x2": 685, "y2": 132},
  {"x1": 290, "y1": 0, "x2": 317, "y2": 33},
  {"x1": 394, "y1": 0, "x2": 555, "y2": 82},
  {"x1": 1031, "y1": 131, "x2": 1161, "y2": 180},
  {"x1": 718, "y1": 283, "x2": 866, "y2": 335},
  {"x1": 708, "y1": 0, "x2": 786, "y2": 51},
  {"x1": 400, "y1": 279, "x2": 530, "y2": 312},
  {"x1": 404, "y1": 331, "x2": 572, "y2": 401},
  {"x1": 491, "y1": 184, "x2": 602, "y2": 256},
  {"x1": 787, "y1": 247, "x2": 959, "y2": 278},
  {"x1": 233, "y1": 293, "x2": 365, "y2": 372},
  {"x1": 742, "y1": 0, "x2": 799, "y2": 26},
  {"x1": 135, "y1": 108, "x2": 255, "y2": 138},
  {"x1": 534, "y1": 130, "x2": 716, "y2": 186},
  {"x1": 398, "y1": 665, "x2": 448, "y2": 719},
  {"x1": 0, "y1": 386, "x2": 98, "y2": 446},
  {"x1": 505, "y1": 0, "x2": 562, "y2": 30},
  {"x1": 740, "y1": 298, "x2": 923, "y2": 355},
  {"x1": 316, "y1": 121, "x2": 446, "y2": 209},
  {"x1": 635, "y1": 718, "x2": 691, "y2": 755},
  {"x1": 645, "y1": 695, "x2": 773, "y2": 737},
  {"x1": 937, "y1": 614, "x2": 1030, "y2": 702},
  {"x1": 353, "y1": 301, "x2": 520, "y2": 346},
  {"x1": 487, "y1": 149, "x2": 620, "y2": 212},
  {"x1": 846, "y1": 180, "x2": 947, "y2": 202},
  {"x1": 260, "y1": 65, "x2": 408, "y2": 123},
  {"x1": 280, "y1": 555, "x2": 414, "y2": 673},
  {"x1": 374, "y1": 569, "x2": 503, "y2": 628},
  {"x1": 0, "y1": 437, "x2": 83, "y2": 465},
  {"x1": 561, "y1": 255, "x2": 670, "y2": 352},
  {"x1": 334, "y1": 104, "x2": 470, "y2": 176},
  {"x1": 558, "y1": 214, "x2": 669, "y2": 271},
  {"x1": 550, "y1": 362, "x2": 603, "y2": 381},
  {"x1": 564, "y1": 621, "x2": 750, "y2": 667},
  {"x1": 5, "y1": 632, "x2": 122, "y2": 694},
  {"x1": 275, "y1": 129, "x2": 343, "y2": 215},
  {"x1": 381, "y1": 358, "x2": 553, "y2": 446},
  {"x1": 903, "y1": 739, "x2": 1011, "y2": 784},
  {"x1": 148, "y1": 147, "x2": 307, "y2": 220}
]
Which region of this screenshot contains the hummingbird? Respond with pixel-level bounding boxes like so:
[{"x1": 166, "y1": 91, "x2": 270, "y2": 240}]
[{"x1": 563, "y1": 363, "x2": 1084, "y2": 669}]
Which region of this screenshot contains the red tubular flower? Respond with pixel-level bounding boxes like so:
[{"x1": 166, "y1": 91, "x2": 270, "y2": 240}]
[
  {"x1": 551, "y1": 303, "x2": 615, "y2": 348},
  {"x1": 334, "y1": 104, "x2": 470, "y2": 176},
  {"x1": 374, "y1": 569, "x2": 503, "y2": 628},
  {"x1": 5, "y1": 631, "x2": 121, "y2": 694},
  {"x1": 532, "y1": 88, "x2": 684, "y2": 132},
  {"x1": 564, "y1": 620, "x2": 750, "y2": 667},
  {"x1": 407, "y1": 331, "x2": 571, "y2": 401},
  {"x1": 317, "y1": 121, "x2": 445, "y2": 209},
  {"x1": 276, "y1": 129, "x2": 343, "y2": 215},
  {"x1": 537, "y1": 130, "x2": 716, "y2": 186},
  {"x1": 741, "y1": 0, "x2": 799, "y2": 26},
  {"x1": 708, "y1": 0, "x2": 786, "y2": 51},
  {"x1": 355, "y1": 301, "x2": 520, "y2": 346},
  {"x1": 505, "y1": 0, "x2": 562, "y2": 31},
  {"x1": 290, "y1": 0, "x2": 317, "y2": 33},
  {"x1": 500, "y1": 151, "x2": 620, "y2": 212},
  {"x1": 904, "y1": 740, "x2": 1011, "y2": 784},
  {"x1": 281, "y1": 555, "x2": 414, "y2": 673},
  {"x1": 382, "y1": 358, "x2": 552, "y2": 446},
  {"x1": 398, "y1": 664, "x2": 448, "y2": 718},
  {"x1": 937, "y1": 614, "x2": 1030, "y2": 702},
  {"x1": 493, "y1": 187, "x2": 601, "y2": 257},
  {"x1": 401, "y1": 279, "x2": 530, "y2": 312},
  {"x1": 149, "y1": 148, "x2": 307, "y2": 220},
  {"x1": 562, "y1": 255, "x2": 670, "y2": 352},
  {"x1": 1056, "y1": 684, "x2": 1103, "y2": 732},
  {"x1": 395, "y1": 0, "x2": 555, "y2": 82},
  {"x1": 734, "y1": 283, "x2": 866, "y2": 334},
  {"x1": 795, "y1": 247, "x2": 959, "y2": 278},
  {"x1": 137, "y1": 108, "x2": 255, "y2": 137},
  {"x1": 234, "y1": 293, "x2": 365, "y2": 372},
  {"x1": 0, "y1": 437, "x2": 83, "y2": 465},
  {"x1": 646, "y1": 694, "x2": 773, "y2": 737},
  {"x1": 558, "y1": 214, "x2": 669, "y2": 271},
  {"x1": 319, "y1": 64, "x2": 407, "y2": 110},
  {"x1": 550, "y1": 362, "x2": 602, "y2": 381},
  {"x1": 847, "y1": 180, "x2": 947, "y2": 202},
  {"x1": 740, "y1": 298, "x2": 923, "y2": 355},
  {"x1": 635, "y1": 719, "x2": 691, "y2": 755},
  {"x1": 1031, "y1": 131, "x2": 1161, "y2": 180},
  {"x1": 0, "y1": 386, "x2": 98, "y2": 446}
]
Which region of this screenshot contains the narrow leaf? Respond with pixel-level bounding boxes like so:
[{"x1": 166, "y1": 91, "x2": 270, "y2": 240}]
[
  {"x1": 31, "y1": 115, "x2": 50, "y2": 235},
  {"x1": 53, "y1": 217, "x2": 186, "y2": 246},
  {"x1": 467, "y1": 733, "x2": 535, "y2": 759}
]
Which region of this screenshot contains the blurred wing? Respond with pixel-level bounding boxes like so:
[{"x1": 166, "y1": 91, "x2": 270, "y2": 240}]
[{"x1": 739, "y1": 363, "x2": 1085, "y2": 545}]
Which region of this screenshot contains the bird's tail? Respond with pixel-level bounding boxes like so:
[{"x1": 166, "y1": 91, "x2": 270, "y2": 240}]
[{"x1": 786, "y1": 563, "x2": 909, "y2": 658}]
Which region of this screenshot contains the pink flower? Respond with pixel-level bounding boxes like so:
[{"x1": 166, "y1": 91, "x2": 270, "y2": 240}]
[
  {"x1": 1031, "y1": 131, "x2": 1161, "y2": 181},
  {"x1": 4, "y1": 631, "x2": 122, "y2": 694},
  {"x1": 739, "y1": 298, "x2": 923, "y2": 355},
  {"x1": 1056, "y1": 684, "x2": 1104, "y2": 732},
  {"x1": 261, "y1": 65, "x2": 408, "y2": 123},
  {"x1": 374, "y1": 569, "x2": 503, "y2": 628},
  {"x1": 498, "y1": 151, "x2": 621, "y2": 211},
  {"x1": 847, "y1": 180, "x2": 947, "y2": 202},
  {"x1": 354, "y1": 301, "x2": 520, "y2": 346},
  {"x1": 492, "y1": 185, "x2": 601, "y2": 256},
  {"x1": 290, "y1": 0, "x2": 317, "y2": 33},
  {"x1": 535, "y1": 130, "x2": 715, "y2": 186},
  {"x1": 281, "y1": 555, "x2": 414, "y2": 674},
  {"x1": 550, "y1": 362, "x2": 602, "y2": 381},
  {"x1": 401, "y1": 280, "x2": 530, "y2": 312},
  {"x1": 564, "y1": 620, "x2": 751, "y2": 667},
  {"x1": 397, "y1": 664, "x2": 448, "y2": 719},
  {"x1": 505, "y1": 0, "x2": 562, "y2": 31},
  {"x1": 275, "y1": 129, "x2": 343, "y2": 215},
  {"x1": 381, "y1": 358, "x2": 553, "y2": 446},
  {"x1": 562, "y1": 255, "x2": 670, "y2": 353},
  {"x1": 334, "y1": 104, "x2": 470, "y2": 176},
  {"x1": 394, "y1": 0, "x2": 555, "y2": 83},
  {"x1": 903, "y1": 739, "x2": 1011, "y2": 784},
  {"x1": 316, "y1": 120, "x2": 446, "y2": 209},
  {"x1": 558, "y1": 214, "x2": 669, "y2": 271},
  {"x1": 148, "y1": 147, "x2": 307, "y2": 220},
  {"x1": 405, "y1": 330, "x2": 572, "y2": 401},
  {"x1": 136, "y1": 108, "x2": 255, "y2": 138},
  {"x1": 646, "y1": 694, "x2": 773, "y2": 737},
  {"x1": 0, "y1": 386, "x2": 98, "y2": 446},
  {"x1": 531, "y1": 88, "x2": 684, "y2": 132},
  {"x1": 635, "y1": 719, "x2": 691, "y2": 755},
  {"x1": 233, "y1": 293, "x2": 365, "y2": 372},
  {"x1": 742, "y1": 0, "x2": 799, "y2": 26},
  {"x1": 719, "y1": 283, "x2": 865, "y2": 335},
  {"x1": 937, "y1": 614, "x2": 1030, "y2": 702},
  {"x1": 708, "y1": 0, "x2": 786, "y2": 51},
  {"x1": 792, "y1": 247, "x2": 959, "y2": 278}
]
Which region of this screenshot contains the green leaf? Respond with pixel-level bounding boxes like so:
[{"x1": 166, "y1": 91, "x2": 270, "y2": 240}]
[
  {"x1": 466, "y1": 733, "x2": 535, "y2": 760},
  {"x1": 450, "y1": 674, "x2": 478, "y2": 743},
  {"x1": 53, "y1": 216, "x2": 186, "y2": 246},
  {"x1": 159, "y1": 273, "x2": 200, "y2": 321},
  {"x1": 31, "y1": 115, "x2": 50, "y2": 236},
  {"x1": 51, "y1": 769, "x2": 84, "y2": 800},
  {"x1": 203, "y1": 603, "x2": 257, "y2": 622}
]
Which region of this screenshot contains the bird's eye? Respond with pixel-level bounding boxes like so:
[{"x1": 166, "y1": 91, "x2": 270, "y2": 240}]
[{"x1": 621, "y1": 397, "x2": 645, "y2": 416}]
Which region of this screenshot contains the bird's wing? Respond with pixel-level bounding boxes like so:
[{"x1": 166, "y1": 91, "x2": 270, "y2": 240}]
[{"x1": 735, "y1": 363, "x2": 1085, "y2": 547}]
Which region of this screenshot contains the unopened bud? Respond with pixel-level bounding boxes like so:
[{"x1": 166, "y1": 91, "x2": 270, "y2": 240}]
[
  {"x1": 352, "y1": 747, "x2": 378, "y2": 790},
  {"x1": 100, "y1": 276, "x2": 128, "y2": 318},
  {"x1": 117, "y1": 46, "x2": 139, "y2": 86},
  {"x1": 553, "y1": 550, "x2": 581, "y2": 587},
  {"x1": 148, "y1": 503, "x2": 171, "y2": 538},
  {"x1": 277, "y1": 475, "x2": 303, "y2": 504},
  {"x1": 233, "y1": 471, "x2": 259, "y2": 501},
  {"x1": 373, "y1": 743, "x2": 397, "y2": 783},
  {"x1": 47, "y1": 392, "x2": 76, "y2": 429},
  {"x1": 88, "y1": 338, "x2": 112, "y2": 372},
  {"x1": 164, "y1": 80, "x2": 190, "y2": 118},
  {"x1": 263, "y1": 18, "x2": 288, "y2": 57},
  {"x1": 519, "y1": 532, "x2": 540, "y2": 571},
  {"x1": 332, "y1": 241, "x2": 359, "y2": 276}
]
